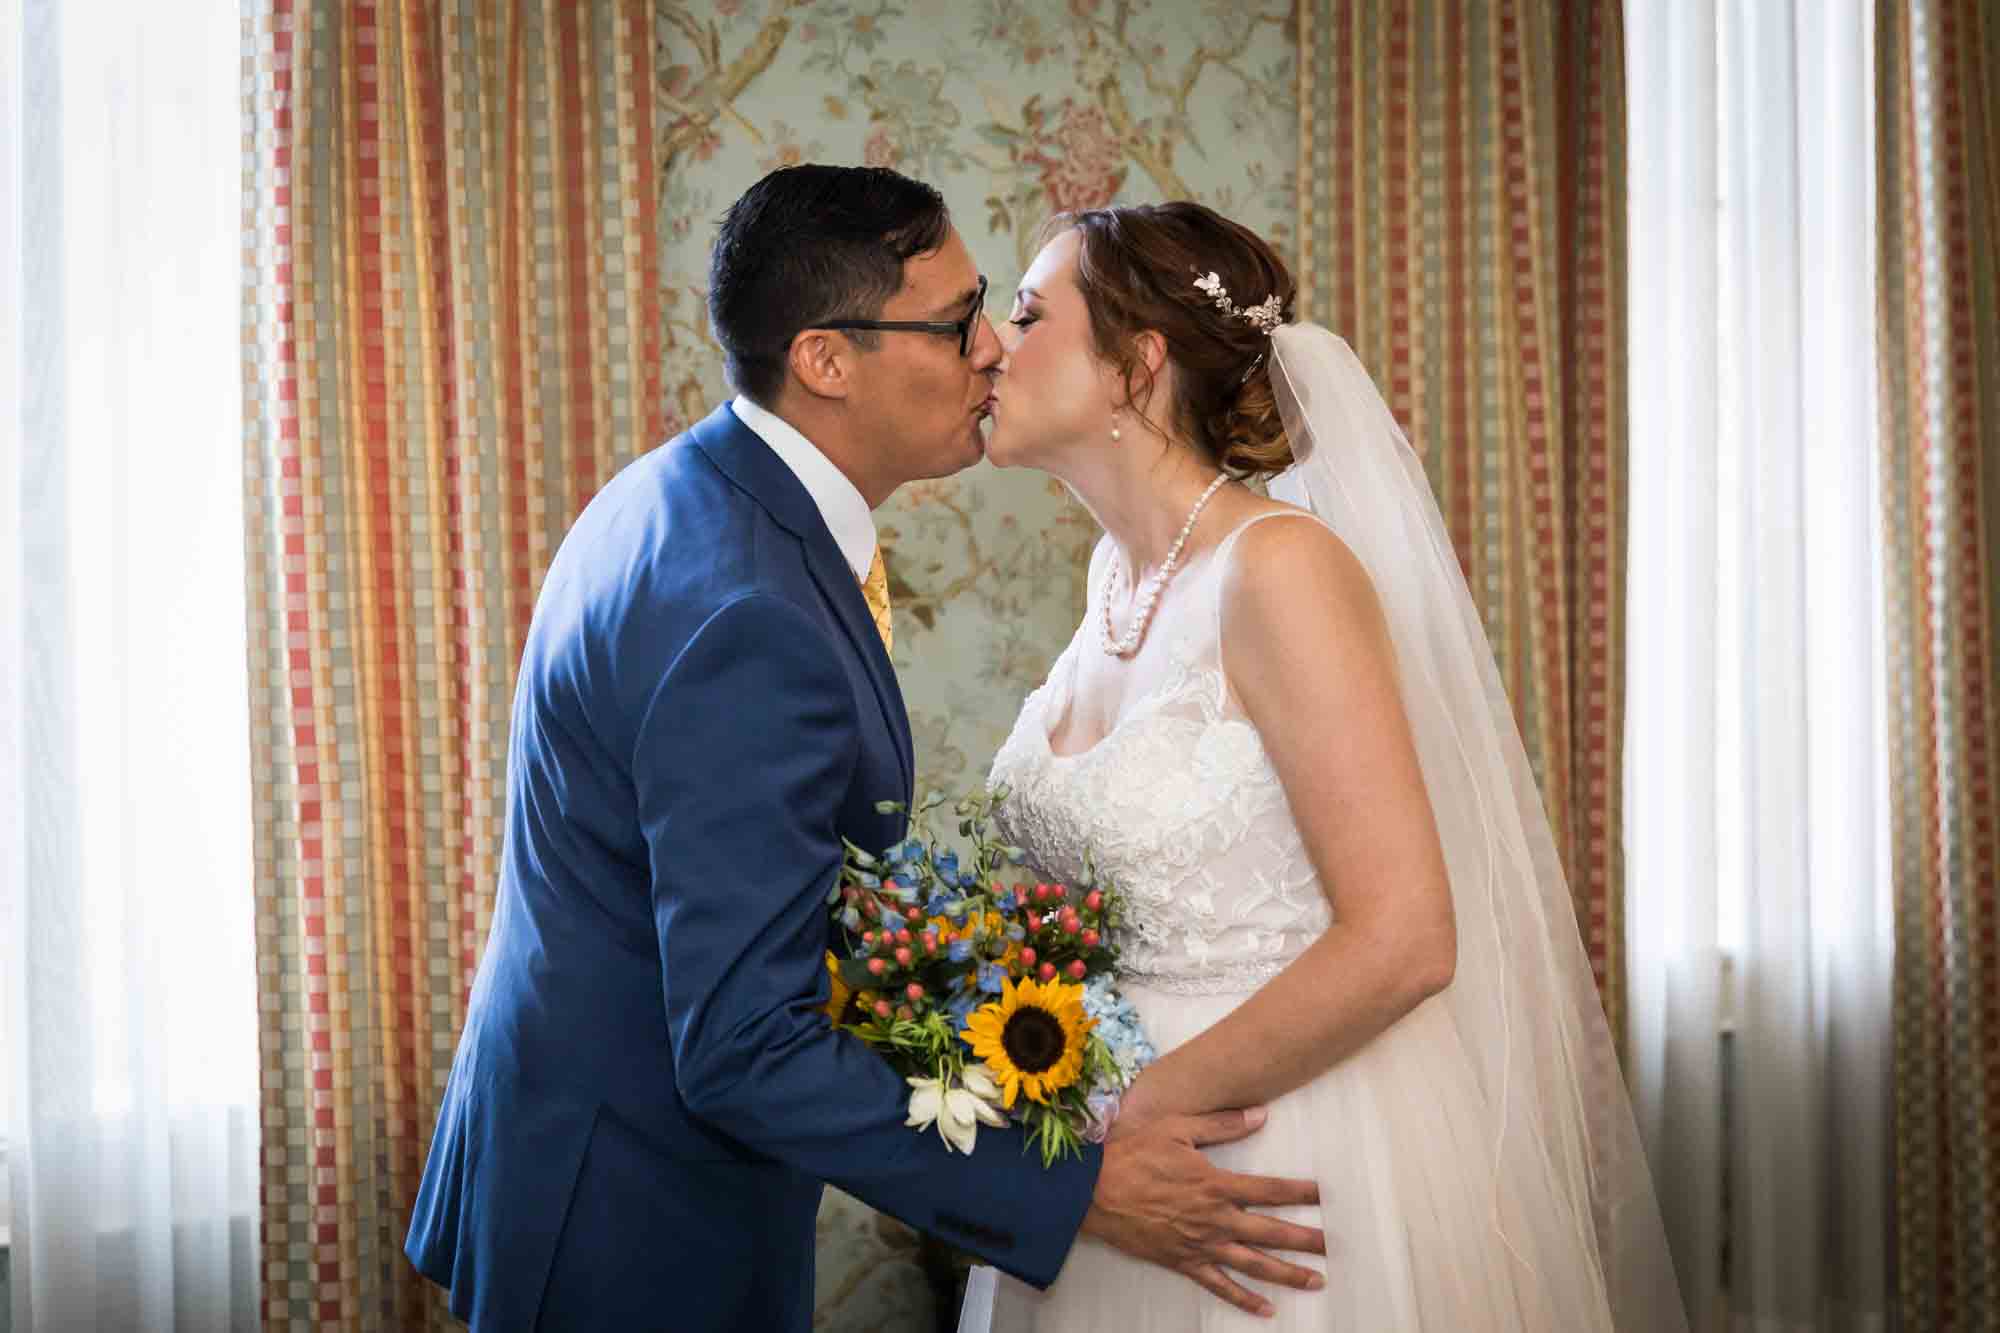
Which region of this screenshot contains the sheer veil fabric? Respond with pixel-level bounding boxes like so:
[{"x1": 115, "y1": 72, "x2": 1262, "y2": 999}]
[{"x1": 1264, "y1": 325, "x2": 1686, "y2": 1329}]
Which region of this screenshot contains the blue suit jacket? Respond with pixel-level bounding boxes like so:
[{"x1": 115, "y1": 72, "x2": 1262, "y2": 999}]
[{"x1": 405, "y1": 404, "x2": 1102, "y2": 1331}]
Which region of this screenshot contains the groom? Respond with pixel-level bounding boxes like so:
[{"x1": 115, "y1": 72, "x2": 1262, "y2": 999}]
[{"x1": 406, "y1": 165, "x2": 1325, "y2": 1330}]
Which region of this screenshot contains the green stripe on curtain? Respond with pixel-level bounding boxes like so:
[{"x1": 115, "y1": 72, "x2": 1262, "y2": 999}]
[
  {"x1": 1296, "y1": 0, "x2": 1630, "y2": 1041},
  {"x1": 1879, "y1": 0, "x2": 2000, "y2": 1326},
  {"x1": 241, "y1": 3, "x2": 664, "y2": 1326}
]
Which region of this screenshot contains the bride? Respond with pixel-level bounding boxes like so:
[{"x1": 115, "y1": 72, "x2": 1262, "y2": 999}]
[{"x1": 960, "y1": 203, "x2": 1687, "y2": 1331}]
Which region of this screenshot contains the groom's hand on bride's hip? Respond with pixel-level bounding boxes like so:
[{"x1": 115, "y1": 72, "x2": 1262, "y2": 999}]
[{"x1": 1079, "y1": 1106, "x2": 1325, "y2": 1319}]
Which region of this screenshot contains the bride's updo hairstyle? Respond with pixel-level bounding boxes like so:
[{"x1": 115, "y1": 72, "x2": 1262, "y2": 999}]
[{"x1": 1043, "y1": 201, "x2": 1298, "y2": 479}]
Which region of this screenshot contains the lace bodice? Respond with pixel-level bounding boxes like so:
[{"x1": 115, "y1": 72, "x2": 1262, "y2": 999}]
[{"x1": 989, "y1": 515, "x2": 1332, "y2": 995}]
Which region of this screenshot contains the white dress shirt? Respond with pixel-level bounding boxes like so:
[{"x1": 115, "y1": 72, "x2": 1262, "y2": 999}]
[{"x1": 730, "y1": 395, "x2": 877, "y2": 581}]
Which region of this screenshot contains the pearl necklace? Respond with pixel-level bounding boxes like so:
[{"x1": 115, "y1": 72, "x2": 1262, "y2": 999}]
[{"x1": 1099, "y1": 473, "x2": 1230, "y2": 657}]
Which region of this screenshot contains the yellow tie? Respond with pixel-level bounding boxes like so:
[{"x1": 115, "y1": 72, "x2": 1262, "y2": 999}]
[{"x1": 860, "y1": 546, "x2": 893, "y2": 656}]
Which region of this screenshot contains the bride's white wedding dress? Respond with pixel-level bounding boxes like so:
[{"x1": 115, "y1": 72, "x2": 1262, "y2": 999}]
[
  {"x1": 959, "y1": 327, "x2": 1683, "y2": 1332},
  {"x1": 960, "y1": 520, "x2": 1622, "y2": 1331}
]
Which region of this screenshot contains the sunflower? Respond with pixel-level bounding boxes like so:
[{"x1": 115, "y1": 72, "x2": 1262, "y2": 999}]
[
  {"x1": 822, "y1": 951, "x2": 859, "y2": 1026},
  {"x1": 961, "y1": 975, "x2": 1095, "y2": 1108}
]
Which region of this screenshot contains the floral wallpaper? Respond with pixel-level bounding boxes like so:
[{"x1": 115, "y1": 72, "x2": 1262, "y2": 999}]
[{"x1": 650, "y1": 2, "x2": 1296, "y2": 1327}]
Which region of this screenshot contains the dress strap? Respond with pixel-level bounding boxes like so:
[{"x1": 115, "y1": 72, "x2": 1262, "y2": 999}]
[{"x1": 1208, "y1": 508, "x2": 1330, "y2": 711}]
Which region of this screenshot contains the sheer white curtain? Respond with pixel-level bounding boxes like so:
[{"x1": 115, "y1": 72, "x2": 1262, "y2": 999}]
[
  {"x1": 1625, "y1": 2, "x2": 1894, "y2": 1331},
  {"x1": 2, "y1": 0, "x2": 260, "y2": 1327}
]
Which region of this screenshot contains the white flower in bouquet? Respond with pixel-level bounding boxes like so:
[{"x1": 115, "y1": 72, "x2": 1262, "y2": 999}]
[{"x1": 905, "y1": 1068, "x2": 1009, "y2": 1155}]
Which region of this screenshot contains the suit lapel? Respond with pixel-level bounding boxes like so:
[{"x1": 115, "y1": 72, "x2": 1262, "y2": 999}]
[{"x1": 689, "y1": 405, "x2": 915, "y2": 802}]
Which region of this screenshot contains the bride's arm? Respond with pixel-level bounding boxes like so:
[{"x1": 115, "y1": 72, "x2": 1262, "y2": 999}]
[{"x1": 1115, "y1": 515, "x2": 1457, "y2": 1127}]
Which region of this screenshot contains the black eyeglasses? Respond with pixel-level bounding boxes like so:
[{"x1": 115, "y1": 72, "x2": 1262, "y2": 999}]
[{"x1": 818, "y1": 275, "x2": 988, "y2": 357}]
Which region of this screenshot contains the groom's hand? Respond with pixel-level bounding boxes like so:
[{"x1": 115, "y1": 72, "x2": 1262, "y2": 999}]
[{"x1": 1079, "y1": 1106, "x2": 1325, "y2": 1318}]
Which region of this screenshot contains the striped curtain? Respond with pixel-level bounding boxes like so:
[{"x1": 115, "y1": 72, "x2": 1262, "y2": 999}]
[
  {"x1": 1878, "y1": 0, "x2": 2000, "y2": 1325},
  {"x1": 240, "y1": 3, "x2": 664, "y2": 1326},
  {"x1": 1294, "y1": 0, "x2": 1629, "y2": 1034}
]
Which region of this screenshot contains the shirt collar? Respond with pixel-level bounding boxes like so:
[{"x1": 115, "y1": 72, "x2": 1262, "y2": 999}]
[{"x1": 730, "y1": 395, "x2": 878, "y2": 581}]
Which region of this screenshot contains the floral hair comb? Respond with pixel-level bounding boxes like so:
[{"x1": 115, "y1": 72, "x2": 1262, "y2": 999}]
[{"x1": 1193, "y1": 269, "x2": 1285, "y2": 335}]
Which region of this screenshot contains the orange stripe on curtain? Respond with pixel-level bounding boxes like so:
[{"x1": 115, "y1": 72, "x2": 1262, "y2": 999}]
[
  {"x1": 242, "y1": 2, "x2": 665, "y2": 1326},
  {"x1": 1878, "y1": 0, "x2": 2000, "y2": 1326},
  {"x1": 1296, "y1": 0, "x2": 1630, "y2": 1038}
]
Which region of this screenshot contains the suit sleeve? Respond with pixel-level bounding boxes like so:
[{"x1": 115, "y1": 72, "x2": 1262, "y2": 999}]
[{"x1": 633, "y1": 593, "x2": 1101, "y2": 1288}]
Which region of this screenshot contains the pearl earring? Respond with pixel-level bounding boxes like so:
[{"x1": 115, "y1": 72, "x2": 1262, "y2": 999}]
[{"x1": 1110, "y1": 412, "x2": 1122, "y2": 443}]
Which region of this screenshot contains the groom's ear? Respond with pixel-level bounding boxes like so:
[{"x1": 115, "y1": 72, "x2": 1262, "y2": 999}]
[{"x1": 786, "y1": 330, "x2": 854, "y2": 403}]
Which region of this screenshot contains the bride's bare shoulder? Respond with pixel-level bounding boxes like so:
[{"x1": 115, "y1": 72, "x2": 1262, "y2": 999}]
[{"x1": 1218, "y1": 500, "x2": 1384, "y2": 644}]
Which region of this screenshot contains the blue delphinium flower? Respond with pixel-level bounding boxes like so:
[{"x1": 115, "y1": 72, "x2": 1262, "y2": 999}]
[
  {"x1": 948, "y1": 938, "x2": 975, "y2": 964},
  {"x1": 1081, "y1": 974, "x2": 1158, "y2": 1086},
  {"x1": 976, "y1": 961, "x2": 1007, "y2": 995},
  {"x1": 946, "y1": 991, "x2": 981, "y2": 1035},
  {"x1": 935, "y1": 848, "x2": 959, "y2": 881}
]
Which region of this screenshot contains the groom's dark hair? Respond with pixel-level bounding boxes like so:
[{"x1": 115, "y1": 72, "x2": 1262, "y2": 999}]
[{"x1": 709, "y1": 164, "x2": 952, "y2": 406}]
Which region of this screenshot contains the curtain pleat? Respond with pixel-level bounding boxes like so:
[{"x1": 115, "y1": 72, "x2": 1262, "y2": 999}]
[
  {"x1": 1877, "y1": 1, "x2": 2000, "y2": 1326},
  {"x1": 1296, "y1": 0, "x2": 1630, "y2": 1039},
  {"x1": 241, "y1": 3, "x2": 664, "y2": 1325}
]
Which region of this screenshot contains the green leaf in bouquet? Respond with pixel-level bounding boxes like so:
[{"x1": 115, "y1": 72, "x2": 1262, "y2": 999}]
[
  {"x1": 837, "y1": 957, "x2": 880, "y2": 989},
  {"x1": 1023, "y1": 1103, "x2": 1087, "y2": 1167}
]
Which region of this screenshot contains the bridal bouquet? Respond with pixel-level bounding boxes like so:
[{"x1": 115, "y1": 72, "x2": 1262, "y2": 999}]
[{"x1": 824, "y1": 786, "x2": 1156, "y2": 1165}]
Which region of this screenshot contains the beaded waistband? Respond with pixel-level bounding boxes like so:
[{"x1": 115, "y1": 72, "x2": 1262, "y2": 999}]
[{"x1": 1120, "y1": 958, "x2": 1294, "y2": 996}]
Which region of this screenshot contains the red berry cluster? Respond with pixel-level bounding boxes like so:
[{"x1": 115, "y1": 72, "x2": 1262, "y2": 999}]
[
  {"x1": 842, "y1": 879, "x2": 939, "y2": 1021},
  {"x1": 1017, "y1": 882, "x2": 1114, "y2": 984}
]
